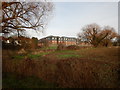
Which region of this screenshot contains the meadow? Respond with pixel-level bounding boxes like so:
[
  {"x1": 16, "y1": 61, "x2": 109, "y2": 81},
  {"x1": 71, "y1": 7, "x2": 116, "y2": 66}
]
[{"x1": 2, "y1": 46, "x2": 120, "y2": 88}]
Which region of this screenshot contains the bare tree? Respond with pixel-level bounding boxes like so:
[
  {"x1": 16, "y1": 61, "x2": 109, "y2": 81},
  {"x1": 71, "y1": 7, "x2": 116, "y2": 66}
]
[
  {"x1": 1, "y1": 1, "x2": 54, "y2": 37},
  {"x1": 116, "y1": 35, "x2": 120, "y2": 46},
  {"x1": 78, "y1": 23, "x2": 117, "y2": 47},
  {"x1": 100, "y1": 26, "x2": 117, "y2": 47},
  {"x1": 78, "y1": 23, "x2": 101, "y2": 47}
]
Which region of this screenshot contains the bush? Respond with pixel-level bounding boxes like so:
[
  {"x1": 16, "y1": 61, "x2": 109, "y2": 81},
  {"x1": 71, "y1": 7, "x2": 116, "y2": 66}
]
[
  {"x1": 66, "y1": 45, "x2": 80, "y2": 50},
  {"x1": 2, "y1": 42, "x2": 21, "y2": 50},
  {"x1": 57, "y1": 44, "x2": 66, "y2": 51},
  {"x1": 3, "y1": 72, "x2": 57, "y2": 88},
  {"x1": 31, "y1": 37, "x2": 38, "y2": 49},
  {"x1": 55, "y1": 58, "x2": 101, "y2": 88},
  {"x1": 42, "y1": 39, "x2": 50, "y2": 47}
]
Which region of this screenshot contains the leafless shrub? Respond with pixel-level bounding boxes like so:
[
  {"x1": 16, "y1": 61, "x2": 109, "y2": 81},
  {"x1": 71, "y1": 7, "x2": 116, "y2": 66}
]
[
  {"x1": 57, "y1": 44, "x2": 66, "y2": 51},
  {"x1": 66, "y1": 45, "x2": 79, "y2": 50}
]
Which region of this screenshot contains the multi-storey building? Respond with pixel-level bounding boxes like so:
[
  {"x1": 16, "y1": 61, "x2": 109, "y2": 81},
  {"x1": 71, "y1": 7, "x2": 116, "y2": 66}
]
[{"x1": 38, "y1": 35, "x2": 80, "y2": 46}]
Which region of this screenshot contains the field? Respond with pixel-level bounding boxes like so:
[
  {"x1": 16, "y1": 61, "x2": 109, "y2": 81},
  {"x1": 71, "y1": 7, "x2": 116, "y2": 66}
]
[{"x1": 2, "y1": 46, "x2": 120, "y2": 88}]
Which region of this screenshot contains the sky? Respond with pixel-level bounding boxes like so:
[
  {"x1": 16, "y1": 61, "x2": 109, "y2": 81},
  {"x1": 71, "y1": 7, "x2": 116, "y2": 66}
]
[{"x1": 27, "y1": 1, "x2": 118, "y2": 39}]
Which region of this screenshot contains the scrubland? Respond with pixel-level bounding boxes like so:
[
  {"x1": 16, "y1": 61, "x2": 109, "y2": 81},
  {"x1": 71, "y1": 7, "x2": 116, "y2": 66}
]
[{"x1": 2, "y1": 46, "x2": 120, "y2": 88}]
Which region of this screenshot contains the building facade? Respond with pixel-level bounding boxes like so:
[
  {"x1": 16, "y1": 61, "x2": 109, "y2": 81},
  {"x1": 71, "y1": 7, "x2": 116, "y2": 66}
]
[{"x1": 38, "y1": 35, "x2": 80, "y2": 46}]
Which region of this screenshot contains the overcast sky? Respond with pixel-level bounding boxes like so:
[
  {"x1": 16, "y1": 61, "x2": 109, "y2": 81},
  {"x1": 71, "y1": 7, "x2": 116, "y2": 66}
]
[{"x1": 27, "y1": 1, "x2": 118, "y2": 39}]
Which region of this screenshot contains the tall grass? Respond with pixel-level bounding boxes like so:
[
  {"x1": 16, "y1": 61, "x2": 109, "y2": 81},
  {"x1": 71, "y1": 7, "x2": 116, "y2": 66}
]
[
  {"x1": 57, "y1": 54, "x2": 81, "y2": 59},
  {"x1": 3, "y1": 72, "x2": 57, "y2": 88},
  {"x1": 2, "y1": 47, "x2": 120, "y2": 88}
]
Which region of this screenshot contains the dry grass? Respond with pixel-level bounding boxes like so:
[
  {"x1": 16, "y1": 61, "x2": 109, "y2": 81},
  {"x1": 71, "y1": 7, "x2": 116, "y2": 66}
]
[{"x1": 2, "y1": 46, "x2": 120, "y2": 88}]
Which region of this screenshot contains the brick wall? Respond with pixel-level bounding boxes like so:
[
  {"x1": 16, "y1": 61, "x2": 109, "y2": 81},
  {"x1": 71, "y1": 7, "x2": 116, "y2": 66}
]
[{"x1": 38, "y1": 36, "x2": 79, "y2": 46}]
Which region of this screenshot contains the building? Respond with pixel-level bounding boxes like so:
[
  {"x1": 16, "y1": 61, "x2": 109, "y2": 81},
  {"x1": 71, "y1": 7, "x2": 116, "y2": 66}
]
[{"x1": 38, "y1": 35, "x2": 80, "y2": 46}]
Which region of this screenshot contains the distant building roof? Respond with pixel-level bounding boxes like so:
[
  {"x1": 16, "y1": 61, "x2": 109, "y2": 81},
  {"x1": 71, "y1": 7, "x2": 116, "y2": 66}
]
[{"x1": 39, "y1": 35, "x2": 78, "y2": 40}]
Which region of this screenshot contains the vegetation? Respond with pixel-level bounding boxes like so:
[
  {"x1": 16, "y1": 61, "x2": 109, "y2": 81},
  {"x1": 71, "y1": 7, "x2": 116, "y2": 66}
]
[
  {"x1": 1, "y1": 1, "x2": 54, "y2": 37},
  {"x1": 57, "y1": 44, "x2": 66, "y2": 51},
  {"x1": 2, "y1": 0, "x2": 119, "y2": 88},
  {"x1": 40, "y1": 45, "x2": 57, "y2": 50},
  {"x1": 78, "y1": 23, "x2": 118, "y2": 47},
  {"x1": 31, "y1": 37, "x2": 39, "y2": 49},
  {"x1": 3, "y1": 72, "x2": 57, "y2": 88},
  {"x1": 3, "y1": 46, "x2": 120, "y2": 88},
  {"x1": 66, "y1": 45, "x2": 80, "y2": 50},
  {"x1": 57, "y1": 54, "x2": 81, "y2": 59},
  {"x1": 12, "y1": 55, "x2": 25, "y2": 60},
  {"x1": 2, "y1": 36, "x2": 39, "y2": 50}
]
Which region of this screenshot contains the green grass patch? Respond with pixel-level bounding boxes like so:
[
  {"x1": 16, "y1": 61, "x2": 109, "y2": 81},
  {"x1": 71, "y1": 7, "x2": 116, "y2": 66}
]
[
  {"x1": 48, "y1": 46, "x2": 57, "y2": 49},
  {"x1": 39, "y1": 52, "x2": 50, "y2": 56},
  {"x1": 2, "y1": 72, "x2": 57, "y2": 88},
  {"x1": 57, "y1": 54, "x2": 81, "y2": 59},
  {"x1": 40, "y1": 46, "x2": 57, "y2": 50},
  {"x1": 12, "y1": 55, "x2": 25, "y2": 60},
  {"x1": 13, "y1": 52, "x2": 50, "y2": 60},
  {"x1": 27, "y1": 54, "x2": 42, "y2": 59},
  {"x1": 55, "y1": 50, "x2": 77, "y2": 54},
  {"x1": 27, "y1": 52, "x2": 50, "y2": 59}
]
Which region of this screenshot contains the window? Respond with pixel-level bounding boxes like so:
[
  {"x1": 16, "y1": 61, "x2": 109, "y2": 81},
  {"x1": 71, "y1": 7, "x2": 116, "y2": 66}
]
[
  {"x1": 47, "y1": 38, "x2": 50, "y2": 40},
  {"x1": 59, "y1": 38, "x2": 62, "y2": 41},
  {"x1": 52, "y1": 37, "x2": 54, "y2": 40}
]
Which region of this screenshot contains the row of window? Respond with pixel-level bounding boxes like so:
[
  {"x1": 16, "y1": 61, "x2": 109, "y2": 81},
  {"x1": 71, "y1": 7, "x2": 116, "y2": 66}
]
[
  {"x1": 46, "y1": 37, "x2": 77, "y2": 41},
  {"x1": 49, "y1": 40, "x2": 75, "y2": 43},
  {"x1": 51, "y1": 40, "x2": 77, "y2": 44}
]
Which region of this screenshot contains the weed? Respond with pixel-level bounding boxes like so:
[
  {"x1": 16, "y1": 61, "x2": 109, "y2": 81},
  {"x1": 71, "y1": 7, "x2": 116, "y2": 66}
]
[
  {"x1": 21, "y1": 52, "x2": 50, "y2": 59},
  {"x1": 57, "y1": 54, "x2": 81, "y2": 59},
  {"x1": 12, "y1": 55, "x2": 25, "y2": 60},
  {"x1": 2, "y1": 72, "x2": 57, "y2": 88},
  {"x1": 27, "y1": 54, "x2": 42, "y2": 59},
  {"x1": 40, "y1": 46, "x2": 57, "y2": 50},
  {"x1": 3, "y1": 47, "x2": 120, "y2": 88},
  {"x1": 55, "y1": 50, "x2": 76, "y2": 54}
]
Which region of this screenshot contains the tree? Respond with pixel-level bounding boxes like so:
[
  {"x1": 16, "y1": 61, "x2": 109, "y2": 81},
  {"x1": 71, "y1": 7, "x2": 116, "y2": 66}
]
[
  {"x1": 113, "y1": 35, "x2": 120, "y2": 46},
  {"x1": 117, "y1": 35, "x2": 120, "y2": 46},
  {"x1": 42, "y1": 39, "x2": 49, "y2": 47},
  {"x1": 78, "y1": 23, "x2": 102, "y2": 47},
  {"x1": 31, "y1": 37, "x2": 38, "y2": 49},
  {"x1": 100, "y1": 26, "x2": 117, "y2": 47},
  {"x1": 78, "y1": 23, "x2": 117, "y2": 47},
  {"x1": 1, "y1": 1, "x2": 54, "y2": 37}
]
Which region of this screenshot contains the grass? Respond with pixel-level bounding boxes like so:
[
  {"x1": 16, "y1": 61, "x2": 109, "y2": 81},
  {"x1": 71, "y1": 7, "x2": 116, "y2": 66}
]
[
  {"x1": 55, "y1": 50, "x2": 77, "y2": 53},
  {"x1": 3, "y1": 72, "x2": 57, "y2": 88},
  {"x1": 45, "y1": 50, "x2": 80, "y2": 60},
  {"x1": 48, "y1": 46, "x2": 57, "y2": 49},
  {"x1": 27, "y1": 52, "x2": 50, "y2": 59},
  {"x1": 12, "y1": 55, "x2": 25, "y2": 60},
  {"x1": 12, "y1": 52, "x2": 50, "y2": 60},
  {"x1": 2, "y1": 46, "x2": 120, "y2": 88},
  {"x1": 57, "y1": 54, "x2": 81, "y2": 59},
  {"x1": 27, "y1": 54, "x2": 42, "y2": 59},
  {"x1": 40, "y1": 46, "x2": 57, "y2": 50}
]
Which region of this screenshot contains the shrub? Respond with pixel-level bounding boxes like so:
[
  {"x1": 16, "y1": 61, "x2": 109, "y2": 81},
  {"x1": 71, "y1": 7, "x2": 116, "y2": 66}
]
[
  {"x1": 31, "y1": 37, "x2": 38, "y2": 49},
  {"x1": 55, "y1": 58, "x2": 101, "y2": 88},
  {"x1": 66, "y1": 45, "x2": 80, "y2": 50},
  {"x1": 3, "y1": 72, "x2": 57, "y2": 88},
  {"x1": 2, "y1": 42, "x2": 21, "y2": 50},
  {"x1": 42, "y1": 39, "x2": 50, "y2": 47},
  {"x1": 57, "y1": 44, "x2": 66, "y2": 51},
  {"x1": 57, "y1": 54, "x2": 81, "y2": 59}
]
